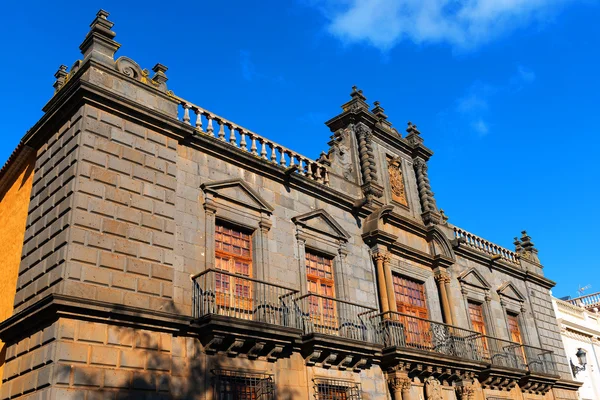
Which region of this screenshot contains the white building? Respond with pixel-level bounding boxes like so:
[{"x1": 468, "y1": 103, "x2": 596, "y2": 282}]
[{"x1": 553, "y1": 294, "x2": 600, "y2": 400}]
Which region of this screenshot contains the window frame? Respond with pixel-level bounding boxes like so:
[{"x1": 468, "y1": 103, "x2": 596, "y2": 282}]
[{"x1": 213, "y1": 221, "x2": 254, "y2": 311}]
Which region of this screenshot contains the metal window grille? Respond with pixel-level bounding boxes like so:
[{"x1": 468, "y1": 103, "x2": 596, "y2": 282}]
[
  {"x1": 212, "y1": 369, "x2": 274, "y2": 400},
  {"x1": 314, "y1": 379, "x2": 362, "y2": 400}
]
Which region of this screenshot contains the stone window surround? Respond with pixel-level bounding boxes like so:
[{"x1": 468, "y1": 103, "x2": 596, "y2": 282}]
[
  {"x1": 292, "y1": 210, "x2": 350, "y2": 299},
  {"x1": 499, "y1": 291, "x2": 530, "y2": 345},
  {"x1": 201, "y1": 179, "x2": 273, "y2": 282},
  {"x1": 458, "y1": 269, "x2": 496, "y2": 337},
  {"x1": 389, "y1": 258, "x2": 441, "y2": 322}
]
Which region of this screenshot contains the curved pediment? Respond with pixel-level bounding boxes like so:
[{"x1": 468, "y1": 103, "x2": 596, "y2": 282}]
[
  {"x1": 292, "y1": 209, "x2": 350, "y2": 241},
  {"x1": 458, "y1": 268, "x2": 491, "y2": 291},
  {"x1": 201, "y1": 179, "x2": 274, "y2": 214},
  {"x1": 497, "y1": 282, "x2": 526, "y2": 303},
  {"x1": 428, "y1": 226, "x2": 455, "y2": 261}
]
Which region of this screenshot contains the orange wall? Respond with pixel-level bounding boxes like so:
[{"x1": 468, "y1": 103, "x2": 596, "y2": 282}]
[{"x1": 0, "y1": 151, "x2": 35, "y2": 385}]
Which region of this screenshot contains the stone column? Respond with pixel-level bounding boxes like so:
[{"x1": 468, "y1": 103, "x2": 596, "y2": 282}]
[
  {"x1": 435, "y1": 270, "x2": 453, "y2": 325},
  {"x1": 383, "y1": 253, "x2": 397, "y2": 313},
  {"x1": 388, "y1": 374, "x2": 412, "y2": 400},
  {"x1": 444, "y1": 275, "x2": 457, "y2": 324},
  {"x1": 373, "y1": 252, "x2": 390, "y2": 314}
]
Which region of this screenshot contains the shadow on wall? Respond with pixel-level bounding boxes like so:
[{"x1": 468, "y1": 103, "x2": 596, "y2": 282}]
[
  {"x1": 66, "y1": 303, "x2": 303, "y2": 399},
  {"x1": 0, "y1": 342, "x2": 6, "y2": 370}
]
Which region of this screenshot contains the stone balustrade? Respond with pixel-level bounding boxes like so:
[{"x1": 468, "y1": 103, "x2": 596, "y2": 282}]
[
  {"x1": 453, "y1": 227, "x2": 520, "y2": 265},
  {"x1": 175, "y1": 98, "x2": 329, "y2": 185},
  {"x1": 567, "y1": 292, "x2": 600, "y2": 309}
]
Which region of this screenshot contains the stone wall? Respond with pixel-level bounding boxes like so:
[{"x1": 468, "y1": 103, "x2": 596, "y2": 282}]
[
  {"x1": 62, "y1": 104, "x2": 179, "y2": 315},
  {"x1": 12, "y1": 110, "x2": 80, "y2": 314},
  {"x1": 0, "y1": 148, "x2": 36, "y2": 389}
]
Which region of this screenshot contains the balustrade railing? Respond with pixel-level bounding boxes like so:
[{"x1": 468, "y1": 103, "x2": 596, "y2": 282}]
[
  {"x1": 453, "y1": 227, "x2": 520, "y2": 265},
  {"x1": 294, "y1": 294, "x2": 379, "y2": 343},
  {"x1": 175, "y1": 98, "x2": 329, "y2": 185},
  {"x1": 567, "y1": 292, "x2": 600, "y2": 309},
  {"x1": 192, "y1": 269, "x2": 299, "y2": 329}
]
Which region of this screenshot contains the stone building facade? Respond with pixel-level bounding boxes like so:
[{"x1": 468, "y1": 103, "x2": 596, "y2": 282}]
[
  {"x1": 0, "y1": 10, "x2": 582, "y2": 400},
  {"x1": 554, "y1": 294, "x2": 600, "y2": 400}
]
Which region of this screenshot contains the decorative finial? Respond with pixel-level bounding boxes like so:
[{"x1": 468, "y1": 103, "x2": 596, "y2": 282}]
[
  {"x1": 519, "y1": 230, "x2": 540, "y2": 263},
  {"x1": 371, "y1": 101, "x2": 388, "y2": 121},
  {"x1": 80, "y1": 9, "x2": 121, "y2": 64},
  {"x1": 53, "y1": 65, "x2": 69, "y2": 94},
  {"x1": 350, "y1": 86, "x2": 367, "y2": 101},
  {"x1": 151, "y1": 63, "x2": 169, "y2": 90},
  {"x1": 514, "y1": 237, "x2": 523, "y2": 253},
  {"x1": 405, "y1": 121, "x2": 423, "y2": 146},
  {"x1": 440, "y1": 209, "x2": 449, "y2": 224},
  {"x1": 97, "y1": 9, "x2": 110, "y2": 19}
]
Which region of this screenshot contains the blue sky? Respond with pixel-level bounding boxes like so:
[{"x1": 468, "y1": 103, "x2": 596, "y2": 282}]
[{"x1": 1, "y1": 1, "x2": 598, "y2": 298}]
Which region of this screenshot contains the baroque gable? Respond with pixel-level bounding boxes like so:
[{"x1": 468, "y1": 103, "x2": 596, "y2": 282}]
[
  {"x1": 497, "y1": 282, "x2": 526, "y2": 303},
  {"x1": 201, "y1": 178, "x2": 274, "y2": 215},
  {"x1": 458, "y1": 268, "x2": 491, "y2": 291},
  {"x1": 292, "y1": 209, "x2": 350, "y2": 241}
]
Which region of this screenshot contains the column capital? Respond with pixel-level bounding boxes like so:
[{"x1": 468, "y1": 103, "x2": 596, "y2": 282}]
[
  {"x1": 434, "y1": 269, "x2": 451, "y2": 284},
  {"x1": 389, "y1": 376, "x2": 412, "y2": 392},
  {"x1": 371, "y1": 250, "x2": 391, "y2": 263},
  {"x1": 455, "y1": 381, "x2": 475, "y2": 400}
]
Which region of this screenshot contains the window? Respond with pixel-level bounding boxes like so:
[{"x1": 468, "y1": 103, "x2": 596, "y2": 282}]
[
  {"x1": 215, "y1": 223, "x2": 253, "y2": 310},
  {"x1": 468, "y1": 301, "x2": 489, "y2": 352},
  {"x1": 315, "y1": 379, "x2": 361, "y2": 400},
  {"x1": 468, "y1": 302, "x2": 486, "y2": 335},
  {"x1": 306, "y1": 251, "x2": 336, "y2": 328},
  {"x1": 213, "y1": 369, "x2": 274, "y2": 400},
  {"x1": 392, "y1": 274, "x2": 430, "y2": 348},
  {"x1": 507, "y1": 312, "x2": 527, "y2": 362},
  {"x1": 507, "y1": 313, "x2": 523, "y2": 344}
]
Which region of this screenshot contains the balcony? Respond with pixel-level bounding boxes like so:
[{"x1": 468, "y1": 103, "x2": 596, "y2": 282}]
[
  {"x1": 294, "y1": 294, "x2": 381, "y2": 370},
  {"x1": 191, "y1": 269, "x2": 302, "y2": 360},
  {"x1": 376, "y1": 312, "x2": 558, "y2": 391}
]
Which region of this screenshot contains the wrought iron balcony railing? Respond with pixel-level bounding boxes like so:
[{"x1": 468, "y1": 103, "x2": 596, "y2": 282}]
[
  {"x1": 294, "y1": 294, "x2": 380, "y2": 343},
  {"x1": 523, "y1": 345, "x2": 558, "y2": 376},
  {"x1": 375, "y1": 312, "x2": 558, "y2": 375},
  {"x1": 192, "y1": 269, "x2": 300, "y2": 329},
  {"x1": 376, "y1": 311, "x2": 488, "y2": 362}
]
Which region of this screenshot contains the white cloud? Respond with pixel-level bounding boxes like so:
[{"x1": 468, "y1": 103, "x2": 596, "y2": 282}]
[
  {"x1": 311, "y1": 0, "x2": 575, "y2": 50},
  {"x1": 471, "y1": 118, "x2": 489, "y2": 136},
  {"x1": 453, "y1": 65, "x2": 535, "y2": 135}
]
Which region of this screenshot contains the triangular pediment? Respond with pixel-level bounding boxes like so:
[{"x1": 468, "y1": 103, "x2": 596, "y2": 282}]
[
  {"x1": 292, "y1": 209, "x2": 350, "y2": 241},
  {"x1": 497, "y1": 282, "x2": 525, "y2": 302},
  {"x1": 458, "y1": 268, "x2": 491, "y2": 291},
  {"x1": 201, "y1": 179, "x2": 274, "y2": 214}
]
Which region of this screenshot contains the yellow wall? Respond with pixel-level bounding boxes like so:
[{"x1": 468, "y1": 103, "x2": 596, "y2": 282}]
[{"x1": 0, "y1": 150, "x2": 35, "y2": 385}]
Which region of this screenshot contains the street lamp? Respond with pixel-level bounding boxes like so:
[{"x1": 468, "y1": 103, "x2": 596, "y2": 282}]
[{"x1": 570, "y1": 348, "x2": 587, "y2": 377}]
